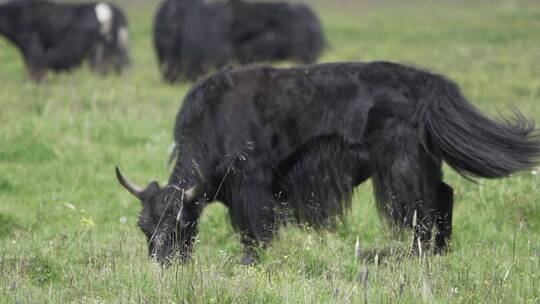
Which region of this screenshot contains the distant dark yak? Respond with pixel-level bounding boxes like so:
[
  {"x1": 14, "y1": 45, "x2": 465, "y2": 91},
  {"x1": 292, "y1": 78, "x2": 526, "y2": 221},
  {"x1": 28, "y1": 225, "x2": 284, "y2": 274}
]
[
  {"x1": 230, "y1": 0, "x2": 325, "y2": 65},
  {"x1": 0, "y1": 0, "x2": 129, "y2": 82},
  {"x1": 154, "y1": 0, "x2": 325, "y2": 83},
  {"x1": 116, "y1": 61, "x2": 540, "y2": 265}
]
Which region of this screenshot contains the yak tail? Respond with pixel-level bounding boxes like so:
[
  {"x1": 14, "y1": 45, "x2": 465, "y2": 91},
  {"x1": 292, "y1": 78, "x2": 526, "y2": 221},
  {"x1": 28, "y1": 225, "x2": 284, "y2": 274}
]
[{"x1": 418, "y1": 74, "x2": 540, "y2": 179}]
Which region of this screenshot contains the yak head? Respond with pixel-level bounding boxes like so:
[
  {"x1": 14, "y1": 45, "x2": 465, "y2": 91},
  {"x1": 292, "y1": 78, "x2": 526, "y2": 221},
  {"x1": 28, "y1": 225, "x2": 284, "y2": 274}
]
[{"x1": 115, "y1": 166, "x2": 203, "y2": 264}]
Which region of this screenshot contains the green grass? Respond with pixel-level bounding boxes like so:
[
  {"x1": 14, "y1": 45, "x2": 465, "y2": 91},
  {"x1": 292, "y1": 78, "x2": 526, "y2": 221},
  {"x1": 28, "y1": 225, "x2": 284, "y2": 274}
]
[{"x1": 1, "y1": 0, "x2": 539, "y2": 302}]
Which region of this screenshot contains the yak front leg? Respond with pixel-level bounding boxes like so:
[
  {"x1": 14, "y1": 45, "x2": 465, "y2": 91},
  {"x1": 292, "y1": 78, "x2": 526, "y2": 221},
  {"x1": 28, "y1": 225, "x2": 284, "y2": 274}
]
[
  {"x1": 176, "y1": 201, "x2": 204, "y2": 262},
  {"x1": 227, "y1": 169, "x2": 278, "y2": 265},
  {"x1": 22, "y1": 34, "x2": 47, "y2": 82}
]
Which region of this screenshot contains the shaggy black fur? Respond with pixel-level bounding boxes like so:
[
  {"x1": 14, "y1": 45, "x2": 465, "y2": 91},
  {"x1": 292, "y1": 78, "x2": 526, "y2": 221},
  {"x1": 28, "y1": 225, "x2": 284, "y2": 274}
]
[
  {"x1": 153, "y1": 0, "x2": 325, "y2": 83},
  {"x1": 116, "y1": 61, "x2": 540, "y2": 264},
  {"x1": 278, "y1": 135, "x2": 371, "y2": 227},
  {"x1": 0, "y1": 0, "x2": 129, "y2": 82}
]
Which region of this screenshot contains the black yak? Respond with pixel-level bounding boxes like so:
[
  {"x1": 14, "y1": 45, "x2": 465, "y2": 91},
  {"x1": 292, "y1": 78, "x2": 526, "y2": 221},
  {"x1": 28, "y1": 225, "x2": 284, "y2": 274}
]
[
  {"x1": 154, "y1": 0, "x2": 325, "y2": 83},
  {"x1": 116, "y1": 62, "x2": 540, "y2": 265},
  {"x1": 0, "y1": 0, "x2": 129, "y2": 82}
]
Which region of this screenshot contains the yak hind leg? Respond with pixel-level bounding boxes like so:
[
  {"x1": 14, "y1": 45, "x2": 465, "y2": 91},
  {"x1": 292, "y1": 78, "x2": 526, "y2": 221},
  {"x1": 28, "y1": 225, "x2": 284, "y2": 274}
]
[
  {"x1": 434, "y1": 182, "x2": 454, "y2": 254},
  {"x1": 371, "y1": 133, "x2": 441, "y2": 257}
]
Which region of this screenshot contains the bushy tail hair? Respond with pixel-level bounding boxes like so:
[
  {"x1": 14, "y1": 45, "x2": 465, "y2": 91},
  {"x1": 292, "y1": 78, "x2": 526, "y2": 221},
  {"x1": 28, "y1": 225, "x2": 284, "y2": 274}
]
[{"x1": 418, "y1": 74, "x2": 540, "y2": 178}]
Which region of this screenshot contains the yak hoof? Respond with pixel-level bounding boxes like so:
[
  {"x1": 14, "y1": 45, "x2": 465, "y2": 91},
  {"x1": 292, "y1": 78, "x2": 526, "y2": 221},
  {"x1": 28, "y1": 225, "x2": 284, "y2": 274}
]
[
  {"x1": 434, "y1": 243, "x2": 450, "y2": 255},
  {"x1": 240, "y1": 252, "x2": 258, "y2": 266}
]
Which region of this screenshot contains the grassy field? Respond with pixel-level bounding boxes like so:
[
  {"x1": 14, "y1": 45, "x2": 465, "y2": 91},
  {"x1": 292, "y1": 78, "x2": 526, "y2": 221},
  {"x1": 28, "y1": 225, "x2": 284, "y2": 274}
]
[{"x1": 1, "y1": 0, "x2": 539, "y2": 302}]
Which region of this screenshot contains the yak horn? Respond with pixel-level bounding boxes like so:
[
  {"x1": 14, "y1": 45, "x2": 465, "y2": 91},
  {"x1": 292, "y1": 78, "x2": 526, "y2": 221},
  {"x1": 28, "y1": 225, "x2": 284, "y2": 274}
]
[
  {"x1": 115, "y1": 166, "x2": 145, "y2": 199},
  {"x1": 185, "y1": 161, "x2": 205, "y2": 202},
  {"x1": 171, "y1": 162, "x2": 205, "y2": 203},
  {"x1": 183, "y1": 182, "x2": 203, "y2": 202}
]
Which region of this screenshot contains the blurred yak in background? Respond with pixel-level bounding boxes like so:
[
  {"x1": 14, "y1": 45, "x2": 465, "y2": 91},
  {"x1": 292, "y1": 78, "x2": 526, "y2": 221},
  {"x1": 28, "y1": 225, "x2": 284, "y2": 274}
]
[
  {"x1": 116, "y1": 61, "x2": 540, "y2": 265},
  {"x1": 0, "y1": 0, "x2": 129, "y2": 82},
  {"x1": 231, "y1": 0, "x2": 324, "y2": 65},
  {"x1": 154, "y1": 0, "x2": 326, "y2": 83},
  {"x1": 154, "y1": 0, "x2": 233, "y2": 83}
]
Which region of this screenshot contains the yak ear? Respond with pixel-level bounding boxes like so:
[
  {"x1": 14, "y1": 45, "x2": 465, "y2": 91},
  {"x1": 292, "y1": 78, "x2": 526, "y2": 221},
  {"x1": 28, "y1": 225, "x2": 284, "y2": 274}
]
[{"x1": 115, "y1": 166, "x2": 146, "y2": 200}]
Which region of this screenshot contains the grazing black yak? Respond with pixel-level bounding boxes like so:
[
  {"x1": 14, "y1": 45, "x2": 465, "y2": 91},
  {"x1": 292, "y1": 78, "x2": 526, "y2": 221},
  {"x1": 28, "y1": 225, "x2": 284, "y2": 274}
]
[
  {"x1": 116, "y1": 62, "x2": 540, "y2": 265},
  {"x1": 154, "y1": 0, "x2": 325, "y2": 83},
  {"x1": 0, "y1": 0, "x2": 129, "y2": 82}
]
